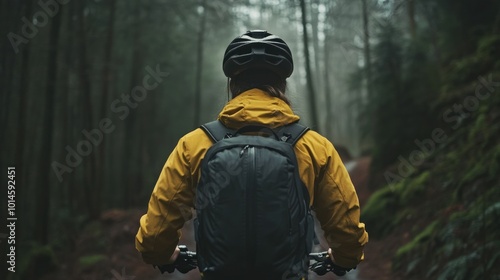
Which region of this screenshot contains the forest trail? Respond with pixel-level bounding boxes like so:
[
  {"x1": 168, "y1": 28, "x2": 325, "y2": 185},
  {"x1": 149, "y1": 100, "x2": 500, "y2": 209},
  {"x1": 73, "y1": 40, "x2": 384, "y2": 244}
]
[
  {"x1": 344, "y1": 157, "x2": 396, "y2": 280},
  {"x1": 45, "y1": 156, "x2": 394, "y2": 280},
  {"x1": 309, "y1": 156, "x2": 394, "y2": 280}
]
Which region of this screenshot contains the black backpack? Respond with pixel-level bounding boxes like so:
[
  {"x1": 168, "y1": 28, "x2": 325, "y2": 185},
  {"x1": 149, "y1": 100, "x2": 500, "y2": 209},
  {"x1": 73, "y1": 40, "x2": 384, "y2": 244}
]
[{"x1": 194, "y1": 121, "x2": 315, "y2": 279}]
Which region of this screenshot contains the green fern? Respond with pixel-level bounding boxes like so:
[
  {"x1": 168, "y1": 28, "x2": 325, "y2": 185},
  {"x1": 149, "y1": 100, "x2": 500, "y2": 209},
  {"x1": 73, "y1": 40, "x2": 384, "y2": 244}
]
[
  {"x1": 396, "y1": 221, "x2": 440, "y2": 258},
  {"x1": 437, "y1": 252, "x2": 481, "y2": 280}
]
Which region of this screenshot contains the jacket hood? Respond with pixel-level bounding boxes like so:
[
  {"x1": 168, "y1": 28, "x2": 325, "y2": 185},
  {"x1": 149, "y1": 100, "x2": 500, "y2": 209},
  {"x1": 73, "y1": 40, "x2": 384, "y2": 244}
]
[{"x1": 218, "y1": 88, "x2": 300, "y2": 129}]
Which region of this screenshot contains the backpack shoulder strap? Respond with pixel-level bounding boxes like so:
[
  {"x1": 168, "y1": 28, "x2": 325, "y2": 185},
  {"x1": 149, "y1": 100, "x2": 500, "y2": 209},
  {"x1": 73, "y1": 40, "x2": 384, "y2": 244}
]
[
  {"x1": 200, "y1": 120, "x2": 235, "y2": 143},
  {"x1": 276, "y1": 122, "x2": 310, "y2": 145}
]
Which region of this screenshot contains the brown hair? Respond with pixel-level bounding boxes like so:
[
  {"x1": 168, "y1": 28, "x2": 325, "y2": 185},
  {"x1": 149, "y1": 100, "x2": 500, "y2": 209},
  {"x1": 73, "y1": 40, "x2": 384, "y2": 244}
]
[{"x1": 227, "y1": 70, "x2": 290, "y2": 105}]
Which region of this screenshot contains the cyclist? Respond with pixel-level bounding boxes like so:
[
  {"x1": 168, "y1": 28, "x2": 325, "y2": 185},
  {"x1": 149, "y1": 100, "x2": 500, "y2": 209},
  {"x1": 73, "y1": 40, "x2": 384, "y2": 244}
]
[{"x1": 135, "y1": 30, "x2": 368, "y2": 278}]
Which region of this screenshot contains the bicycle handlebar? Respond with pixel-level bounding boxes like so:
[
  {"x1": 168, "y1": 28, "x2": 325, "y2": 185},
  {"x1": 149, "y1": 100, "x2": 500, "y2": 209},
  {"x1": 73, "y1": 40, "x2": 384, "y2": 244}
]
[{"x1": 157, "y1": 245, "x2": 351, "y2": 276}]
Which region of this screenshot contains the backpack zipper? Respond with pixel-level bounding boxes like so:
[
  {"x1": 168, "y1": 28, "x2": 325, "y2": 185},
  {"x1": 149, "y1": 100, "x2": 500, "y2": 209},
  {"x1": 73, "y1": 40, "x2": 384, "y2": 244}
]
[
  {"x1": 246, "y1": 146, "x2": 256, "y2": 269},
  {"x1": 240, "y1": 145, "x2": 249, "y2": 157}
]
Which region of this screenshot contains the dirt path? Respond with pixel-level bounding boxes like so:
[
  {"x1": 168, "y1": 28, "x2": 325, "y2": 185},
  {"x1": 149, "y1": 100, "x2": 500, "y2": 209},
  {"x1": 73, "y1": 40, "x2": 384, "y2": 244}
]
[
  {"x1": 344, "y1": 157, "x2": 397, "y2": 280},
  {"x1": 309, "y1": 157, "x2": 394, "y2": 280}
]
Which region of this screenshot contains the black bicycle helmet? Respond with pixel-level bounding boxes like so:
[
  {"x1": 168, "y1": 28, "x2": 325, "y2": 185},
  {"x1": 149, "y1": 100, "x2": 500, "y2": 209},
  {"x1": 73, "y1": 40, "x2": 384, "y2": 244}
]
[{"x1": 223, "y1": 30, "x2": 294, "y2": 79}]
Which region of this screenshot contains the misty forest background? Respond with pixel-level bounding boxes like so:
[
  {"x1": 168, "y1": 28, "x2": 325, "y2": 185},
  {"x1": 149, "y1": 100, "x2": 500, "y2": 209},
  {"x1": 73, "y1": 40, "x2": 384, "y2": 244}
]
[{"x1": 1, "y1": 0, "x2": 499, "y2": 279}]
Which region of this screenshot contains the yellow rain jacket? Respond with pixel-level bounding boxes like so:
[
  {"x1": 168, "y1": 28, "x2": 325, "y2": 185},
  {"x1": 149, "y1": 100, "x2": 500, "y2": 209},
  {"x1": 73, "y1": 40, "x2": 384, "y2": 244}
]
[{"x1": 136, "y1": 89, "x2": 368, "y2": 269}]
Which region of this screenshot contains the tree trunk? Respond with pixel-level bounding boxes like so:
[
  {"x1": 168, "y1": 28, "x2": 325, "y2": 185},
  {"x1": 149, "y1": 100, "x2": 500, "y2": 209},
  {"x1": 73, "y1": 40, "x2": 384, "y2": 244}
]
[
  {"x1": 61, "y1": 0, "x2": 76, "y2": 213},
  {"x1": 323, "y1": 30, "x2": 333, "y2": 140},
  {"x1": 361, "y1": 0, "x2": 372, "y2": 98},
  {"x1": 311, "y1": 0, "x2": 321, "y2": 87},
  {"x1": 300, "y1": 0, "x2": 320, "y2": 130},
  {"x1": 421, "y1": 4, "x2": 443, "y2": 75},
  {"x1": 13, "y1": 0, "x2": 32, "y2": 219},
  {"x1": 123, "y1": 3, "x2": 143, "y2": 206},
  {"x1": 97, "y1": 0, "x2": 116, "y2": 204},
  {"x1": 35, "y1": 3, "x2": 63, "y2": 245},
  {"x1": 76, "y1": 0, "x2": 99, "y2": 219},
  {"x1": 1, "y1": 0, "x2": 25, "y2": 149},
  {"x1": 193, "y1": 0, "x2": 207, "y2": 127},
  {"x1": 407, "y1": 0, "x2": 416, "y2": 39},
  {"x1": 0, "y1": 0, "x2": 32, "y2": 258}
]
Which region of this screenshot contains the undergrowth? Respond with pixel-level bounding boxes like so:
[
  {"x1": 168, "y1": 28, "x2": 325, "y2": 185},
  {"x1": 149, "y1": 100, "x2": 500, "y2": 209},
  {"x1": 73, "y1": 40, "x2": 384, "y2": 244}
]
[{"x1": 362, "y1": 36, "x2": 500, "y2": 279}]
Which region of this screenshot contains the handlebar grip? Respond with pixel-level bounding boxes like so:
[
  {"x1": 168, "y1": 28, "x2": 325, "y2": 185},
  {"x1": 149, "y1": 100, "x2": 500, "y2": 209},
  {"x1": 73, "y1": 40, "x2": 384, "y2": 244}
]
[
  {"x1": 308, "y1": 251, "x2": 352, "y2": 276},
  {"x1": 156, "y1": 245, "x2": 198, "y2": 274}
]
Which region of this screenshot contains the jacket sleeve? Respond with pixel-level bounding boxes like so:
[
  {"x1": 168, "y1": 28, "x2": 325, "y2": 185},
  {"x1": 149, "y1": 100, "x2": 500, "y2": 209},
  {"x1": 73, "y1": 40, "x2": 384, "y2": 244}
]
[
  {"x1": 312, "y1": 140, "x2": 369, "y2": 269},
  {"x1": 135, "y1": 136, "x2": 195, "y2": 265}
]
